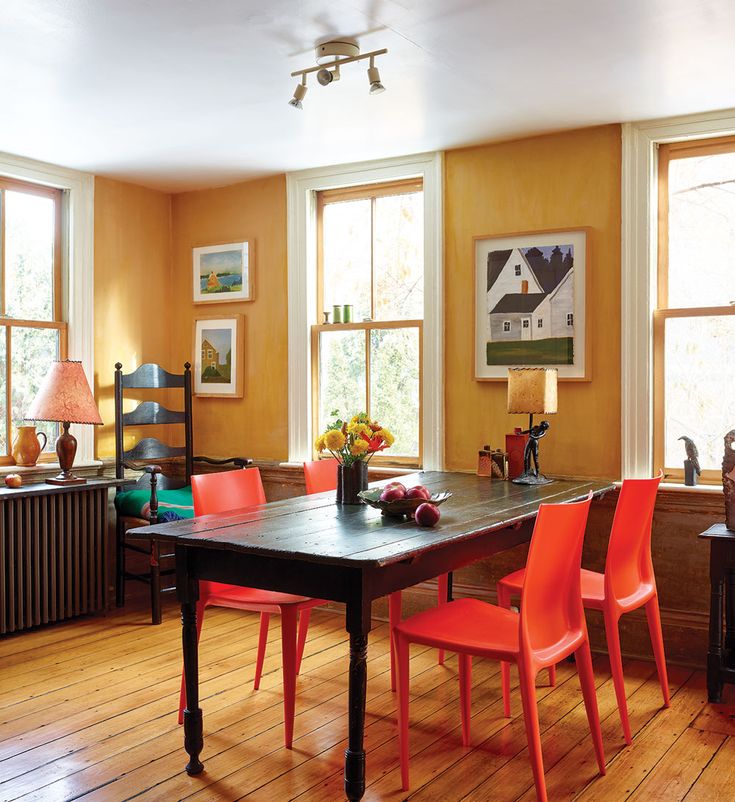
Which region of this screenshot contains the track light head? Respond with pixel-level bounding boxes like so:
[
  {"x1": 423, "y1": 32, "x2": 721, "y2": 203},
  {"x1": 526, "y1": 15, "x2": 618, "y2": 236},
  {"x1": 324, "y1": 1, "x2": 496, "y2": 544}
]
[
  {"x1": 367, "y1": 63, "x2": 385, "y2": 95},
  {"x1": 317, "y1": 65, "x2": 340, "y2": 86},
  {"x1": 288, "y1": 79, "x2": 307, "y2": 109}
]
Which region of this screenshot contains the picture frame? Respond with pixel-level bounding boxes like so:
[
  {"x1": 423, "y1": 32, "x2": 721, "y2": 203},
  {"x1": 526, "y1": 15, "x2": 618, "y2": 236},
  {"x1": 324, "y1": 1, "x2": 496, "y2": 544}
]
[
  {"x1": 473, "y1": 228, "x2": 589, "y2": 381},
  {"x1": 193, "y1": 241, "x2": 253, "y2": 303},
  {"x1": 193, "y1": 314, "x2": 244, "y2": 398}
]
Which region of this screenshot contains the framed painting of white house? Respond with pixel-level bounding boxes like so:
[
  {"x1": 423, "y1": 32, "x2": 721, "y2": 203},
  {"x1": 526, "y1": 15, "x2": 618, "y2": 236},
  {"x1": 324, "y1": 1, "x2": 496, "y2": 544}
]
[
  {"x1": 474, "y1": 229, "x2": 588, "y2": 380},
  {"x1": 193, "y1": 241, "x2": 252, "y2": 303},
  {"x1": 193, "y1": 315, "x2": 244, "y2": 397}
]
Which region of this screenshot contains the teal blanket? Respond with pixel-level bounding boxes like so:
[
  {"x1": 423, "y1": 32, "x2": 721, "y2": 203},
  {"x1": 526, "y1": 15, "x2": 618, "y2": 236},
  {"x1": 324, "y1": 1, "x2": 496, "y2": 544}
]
[{"x1": 115, "y1": 486, "x2": 194, "y2": 522}]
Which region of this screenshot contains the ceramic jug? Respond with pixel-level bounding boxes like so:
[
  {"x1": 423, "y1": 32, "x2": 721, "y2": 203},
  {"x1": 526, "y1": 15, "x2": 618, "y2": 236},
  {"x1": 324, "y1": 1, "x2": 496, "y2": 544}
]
[{"x1": 11, "y1": 425, "x2": 47, "y2": 467}]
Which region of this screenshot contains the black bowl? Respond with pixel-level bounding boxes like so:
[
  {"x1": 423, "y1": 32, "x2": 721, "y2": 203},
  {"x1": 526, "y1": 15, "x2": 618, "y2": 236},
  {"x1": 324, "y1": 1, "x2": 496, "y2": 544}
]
[{"x1": 358, "y1": 488, "x2": 452, "y2": 517}]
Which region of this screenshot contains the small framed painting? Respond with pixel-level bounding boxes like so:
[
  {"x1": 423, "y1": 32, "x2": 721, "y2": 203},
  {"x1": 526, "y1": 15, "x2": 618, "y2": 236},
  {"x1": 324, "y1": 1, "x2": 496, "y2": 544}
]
[
  {"x1": 193, "y1": 241, "x2": 252, "y2": 303},
  {"x1": 474, "y1": 228, "x2": 589, "y2": 381},
  {"x1": 193, "y1": 315, "x2": 244, "y2": 398}
]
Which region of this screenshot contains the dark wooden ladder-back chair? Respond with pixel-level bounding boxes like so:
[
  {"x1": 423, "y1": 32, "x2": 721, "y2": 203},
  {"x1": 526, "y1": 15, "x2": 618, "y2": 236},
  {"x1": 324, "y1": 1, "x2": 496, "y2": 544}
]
[{"x1": 114, "y1": 361, "x2": 251, "y2": 624}]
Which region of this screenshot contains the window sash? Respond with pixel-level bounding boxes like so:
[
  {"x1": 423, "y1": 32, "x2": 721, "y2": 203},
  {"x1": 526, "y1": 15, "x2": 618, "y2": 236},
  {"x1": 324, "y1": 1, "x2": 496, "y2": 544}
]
[{"x1": 654, "y1": 135, "x2": 735, "y2": 481}]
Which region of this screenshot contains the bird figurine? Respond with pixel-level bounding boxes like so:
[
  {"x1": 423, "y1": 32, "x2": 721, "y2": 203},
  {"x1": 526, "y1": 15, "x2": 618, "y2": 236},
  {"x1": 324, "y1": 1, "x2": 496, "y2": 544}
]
[{"x1": 678, "y1": 436, "x2": 701, "y2": 484}]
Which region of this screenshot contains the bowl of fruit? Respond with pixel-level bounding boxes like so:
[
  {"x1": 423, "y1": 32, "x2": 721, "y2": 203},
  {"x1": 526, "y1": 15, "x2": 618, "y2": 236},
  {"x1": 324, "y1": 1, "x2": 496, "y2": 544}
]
[{"x1": 358, "y1": 481, "x2": 451, "y2": 523}]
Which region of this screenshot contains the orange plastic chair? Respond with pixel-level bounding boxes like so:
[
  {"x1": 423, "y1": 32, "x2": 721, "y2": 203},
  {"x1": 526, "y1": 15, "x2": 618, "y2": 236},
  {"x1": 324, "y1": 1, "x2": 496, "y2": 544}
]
[
  {"x1": 302, "y1": 461, "x2": 449, "y2": 688},
  {"x1": 393, "y1": 494, "x2": 605, "y2": 801},
  {"x1": 497, "y1": 474, "x2": 668, "y2": 744},
  {"x1": 178, "y1": 468, "x2": 326, "y2": 748}
]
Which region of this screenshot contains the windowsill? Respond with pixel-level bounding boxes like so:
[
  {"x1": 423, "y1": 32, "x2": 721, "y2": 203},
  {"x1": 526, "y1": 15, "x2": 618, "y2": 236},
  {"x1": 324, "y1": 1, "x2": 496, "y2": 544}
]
[
  {"x1": 279, "y1": 461, "x2": 416, "y2": 476},
  {"x1": 0, "y1": 460, "x2": 103, "y2": 478},
  {"x1": 659, "y1": 481, "x2": 722, "y2": 493}
]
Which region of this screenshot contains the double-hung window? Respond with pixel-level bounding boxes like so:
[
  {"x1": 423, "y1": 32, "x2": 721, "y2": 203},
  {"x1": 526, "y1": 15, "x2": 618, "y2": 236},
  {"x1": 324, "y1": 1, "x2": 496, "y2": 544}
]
[
  {"x1": 655, "y1": 135, "x2": 735, "y2": 481},
  {"x1": 0, "y1": 177, "x2": 65, "y2": 463},
  {"x1": 312, "y1": 179, "x2": 423, "y2": 465}
]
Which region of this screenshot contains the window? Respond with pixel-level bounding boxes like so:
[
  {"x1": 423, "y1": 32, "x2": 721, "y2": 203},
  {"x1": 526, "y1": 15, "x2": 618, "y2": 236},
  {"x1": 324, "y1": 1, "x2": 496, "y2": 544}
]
[
  {"x1": 514, "y1": 264, "x2": 521, "y2": 276},
  {"x1": 537, "y1": 318, "x2": 543, "y2": 328},
  {"x1": 313, "y1": 179, "x2": 423, "y2": 464},
  {"x1": 503, "y1": 321, "x2": 511, "y2": 332},
  {"x1": 522, "y1": 319, "x2": 530, "y2": 329},
  {"x1": 567, "y1": 313, "x2": 574, "y2": 327},
  {"x1": 0, "y1": 178, "x2": 65, "y2": 463},
  {"x1": 655, "y1": 135, "x2": 735, "y2": 481},
  {"x1": 207, "y1": 349, "x2": 213, "y2": 359}
]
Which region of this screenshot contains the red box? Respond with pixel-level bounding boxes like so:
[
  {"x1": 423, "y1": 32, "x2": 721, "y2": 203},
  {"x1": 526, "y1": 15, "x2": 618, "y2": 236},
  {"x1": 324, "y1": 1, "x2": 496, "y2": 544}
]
[{"x1": 505, "y1": 430, "x2": 529, "y2": 479}]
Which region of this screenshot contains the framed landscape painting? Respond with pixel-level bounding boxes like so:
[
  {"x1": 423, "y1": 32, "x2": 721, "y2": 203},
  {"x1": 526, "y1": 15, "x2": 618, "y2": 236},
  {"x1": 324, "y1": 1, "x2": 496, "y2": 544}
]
[
  {"x1": 193, "y1": 241, "x2": 252, "y2": 303},
  {"x1": 193, "y1": 315, "x2": 244, "y2": 397},
  {"x1": 474, "y1": 229, "x2": 588, "y2": 380}
]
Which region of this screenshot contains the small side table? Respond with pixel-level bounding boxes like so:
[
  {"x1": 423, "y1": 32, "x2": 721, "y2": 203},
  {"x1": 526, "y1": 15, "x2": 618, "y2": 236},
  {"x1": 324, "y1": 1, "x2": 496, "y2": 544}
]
[{"x1": 699, "y1": 523, "x2": 735, "y2": 702}]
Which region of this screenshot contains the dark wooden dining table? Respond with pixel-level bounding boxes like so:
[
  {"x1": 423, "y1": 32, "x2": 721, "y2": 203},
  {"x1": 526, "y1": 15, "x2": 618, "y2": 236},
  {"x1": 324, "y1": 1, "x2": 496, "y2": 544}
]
[{"x1": 130, "y1": 470, "x2": 613, "y2": 801}]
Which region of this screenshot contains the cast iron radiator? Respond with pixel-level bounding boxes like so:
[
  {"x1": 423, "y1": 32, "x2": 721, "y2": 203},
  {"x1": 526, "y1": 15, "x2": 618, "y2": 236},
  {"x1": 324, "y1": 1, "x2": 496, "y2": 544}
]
[{"x1": 0, "y1": 484, "x2": 109, "y2": 635}]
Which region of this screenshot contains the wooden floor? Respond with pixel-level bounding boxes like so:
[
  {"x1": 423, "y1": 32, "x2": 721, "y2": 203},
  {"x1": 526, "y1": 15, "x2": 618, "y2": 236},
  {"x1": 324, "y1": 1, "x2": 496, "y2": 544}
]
[{"x1": 0, "y1": 603, "x2": 733, "y2": 802}]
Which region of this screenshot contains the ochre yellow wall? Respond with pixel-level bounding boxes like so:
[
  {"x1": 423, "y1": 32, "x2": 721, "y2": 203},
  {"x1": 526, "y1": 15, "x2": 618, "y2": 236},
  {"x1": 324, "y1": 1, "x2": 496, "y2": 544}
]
[
  {"x1": 93, "y1": 177, "x2": 173, "y2": 458},
  {"x1": 444, "y1": 125, "x2": 622, "y2": 477},
  {"x1": 169, "y1": 175, "x2": 288, "y2": 462}
]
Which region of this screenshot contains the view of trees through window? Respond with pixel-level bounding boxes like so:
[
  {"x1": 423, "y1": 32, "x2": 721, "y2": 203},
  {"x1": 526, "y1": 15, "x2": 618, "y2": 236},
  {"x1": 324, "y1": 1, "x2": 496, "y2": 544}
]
[
  {"x1": 0, "y1": 181, "x2": 63, "y2": 460},
  {"x1": 658, "y1": 140, "x2": 735, "y2": 474},
  {"x1": 316, "y1": 183, "x2": 423, "y2": 459}
]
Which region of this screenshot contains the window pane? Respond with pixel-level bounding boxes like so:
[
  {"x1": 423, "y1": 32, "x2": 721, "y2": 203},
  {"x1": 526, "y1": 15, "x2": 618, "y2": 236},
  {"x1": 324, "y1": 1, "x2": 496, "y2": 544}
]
[
  {"x1": 318, "y1": 330, "x2": 366, "y2": 434},
  {"x1": 374, "y1": 192, "x2": 424, "y2": 321},
  {"x1": 0, "y1": 331, "x2": 6, "y2": 454},
  {"x1": 667, "y1": 152, "x2": 735, "y2": 308},
  {"x1": 12, "y1": 327, "x2": 59, "y2": 452},
  {"x1": 370, "y1": 327, "x2": 420, "y2": 457},
  {"x1": 664, "y1": 315, "x2": 735, "y2": 471},
  {"x1": 322, "y1": 199, "x2": 371, "y2": 321}
]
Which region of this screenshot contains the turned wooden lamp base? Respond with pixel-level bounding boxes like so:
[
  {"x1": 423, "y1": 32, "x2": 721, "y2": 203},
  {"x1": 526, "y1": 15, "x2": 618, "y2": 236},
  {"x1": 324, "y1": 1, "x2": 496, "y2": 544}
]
[{"x1": 46, "y1": 421, "x2": 87, "y2": 486}]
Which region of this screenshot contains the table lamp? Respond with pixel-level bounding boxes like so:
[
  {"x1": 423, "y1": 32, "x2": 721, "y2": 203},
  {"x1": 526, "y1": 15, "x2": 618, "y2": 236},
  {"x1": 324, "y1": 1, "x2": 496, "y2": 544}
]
[
  {"x1": 26, "y1": 360, "x2": 103, "y2": 486},
  {"x1": 507, "y1": 367, "x2": 558, "y2": 485}
]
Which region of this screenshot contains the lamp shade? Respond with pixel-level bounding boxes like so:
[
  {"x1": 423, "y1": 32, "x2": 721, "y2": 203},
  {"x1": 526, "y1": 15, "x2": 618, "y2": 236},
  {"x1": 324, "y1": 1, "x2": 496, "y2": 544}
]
[
  {"x1": 507, "y1": 368, "x2": 558, "y2": 415},
  {"x1": 26, "y1": 360, "x2": 103, "y2": 425}
]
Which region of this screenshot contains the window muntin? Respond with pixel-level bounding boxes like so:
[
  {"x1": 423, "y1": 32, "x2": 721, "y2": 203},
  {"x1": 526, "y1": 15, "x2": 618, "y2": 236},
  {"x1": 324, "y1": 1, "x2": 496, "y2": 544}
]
[
  {"x1": 314, "y1": 179, "x2": 423, "y2": 464},
  {"x1": 655, "y1": 136, "x2": 735, "y2": 479}
]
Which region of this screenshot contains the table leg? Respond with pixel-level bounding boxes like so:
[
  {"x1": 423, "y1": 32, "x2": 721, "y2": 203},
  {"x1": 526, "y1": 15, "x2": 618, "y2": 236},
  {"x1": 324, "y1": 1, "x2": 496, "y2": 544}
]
[
  {"x1": 708, "y1": 543, "x2": 726, "y2": 703},
  {"x1": 344, "y1": 598, "x2": 371, "y2": 801},
  {"x1": 727, "y1": 570, "x2": 735, "y2": 658},
  {"x1": 446, "y1": 571, "x2": 454, "y2": 602},
  {"x1": 177, "y1": 548, "x2": 203, "y2": 775}
]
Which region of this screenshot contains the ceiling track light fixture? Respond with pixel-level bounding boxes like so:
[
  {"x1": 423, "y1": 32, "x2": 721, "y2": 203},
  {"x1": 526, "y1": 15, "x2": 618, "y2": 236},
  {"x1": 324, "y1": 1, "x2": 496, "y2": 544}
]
[{"x1": 288, "y1": 39, "x2": 387, "y2": 109}]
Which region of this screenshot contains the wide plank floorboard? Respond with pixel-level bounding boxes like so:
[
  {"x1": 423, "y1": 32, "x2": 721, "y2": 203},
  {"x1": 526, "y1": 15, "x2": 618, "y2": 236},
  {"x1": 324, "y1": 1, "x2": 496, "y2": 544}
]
[{"x1": 0, "y1": 601, "x2": 728, "y2": 801}]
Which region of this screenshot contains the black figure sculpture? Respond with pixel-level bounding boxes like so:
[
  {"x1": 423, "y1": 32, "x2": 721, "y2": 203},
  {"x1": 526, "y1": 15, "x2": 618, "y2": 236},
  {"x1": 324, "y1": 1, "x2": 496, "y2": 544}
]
[
  {"x1": 512, "y1": 420, "x2": 552, "y2": 486},
  {"x1": 678, "y1": 435, "x2": 701, "y2": 486}
]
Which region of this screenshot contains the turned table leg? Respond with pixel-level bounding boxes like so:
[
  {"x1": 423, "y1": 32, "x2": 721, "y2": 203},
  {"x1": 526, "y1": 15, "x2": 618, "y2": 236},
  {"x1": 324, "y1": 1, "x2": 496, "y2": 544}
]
[
  {"x1": 344, "y1": 598, "x2": 371, "y2": 801},
  {"x1": 708, "y1": 543, "x2": 726, "y2": 703}
]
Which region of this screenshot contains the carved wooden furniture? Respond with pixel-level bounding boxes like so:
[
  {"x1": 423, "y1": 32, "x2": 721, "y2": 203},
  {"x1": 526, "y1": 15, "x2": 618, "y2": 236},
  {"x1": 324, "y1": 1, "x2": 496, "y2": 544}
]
[
  {"x1": 130, "y1": 472, "x2": 612, "y2": 800},
  {"x1": 699, "y1": 523, "x2": 735, "y2": 702},
  {"x1": 0, "y1": 478, "x2": 128, "y2": 634},
  {"x1": 114, "y1": 361, "x2": 250, "y2": 624}
]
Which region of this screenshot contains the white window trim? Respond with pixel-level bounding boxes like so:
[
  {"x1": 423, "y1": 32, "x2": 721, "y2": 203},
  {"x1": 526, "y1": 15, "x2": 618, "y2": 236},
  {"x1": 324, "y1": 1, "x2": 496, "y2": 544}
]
[
  {"x1": 286, "y1": 152, "x2": 444, "y2": 469},
  {"x1": 0, "y1": 151, "x2": 95, "y2": 462},
  {"x1": 621, "y1": 109, "x2": 735, "y2": 478}
]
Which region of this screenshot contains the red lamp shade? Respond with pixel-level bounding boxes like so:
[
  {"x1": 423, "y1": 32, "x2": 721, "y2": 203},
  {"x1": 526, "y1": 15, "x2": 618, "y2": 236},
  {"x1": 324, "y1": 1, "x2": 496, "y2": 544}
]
[{"x1": 27, "y1": 360, "x2": 103, "y2": 425}]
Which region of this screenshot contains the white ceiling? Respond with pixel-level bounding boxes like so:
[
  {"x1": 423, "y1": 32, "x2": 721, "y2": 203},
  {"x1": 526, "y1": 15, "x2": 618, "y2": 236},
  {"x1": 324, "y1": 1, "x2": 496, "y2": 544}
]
[{"x1": 3, "y1": 0, "x2": 735, "y2": 192}]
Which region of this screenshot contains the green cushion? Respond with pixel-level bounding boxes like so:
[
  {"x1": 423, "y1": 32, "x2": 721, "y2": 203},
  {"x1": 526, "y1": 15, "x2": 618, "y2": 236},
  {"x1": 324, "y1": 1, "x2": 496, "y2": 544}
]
[{"x1": 115, "y1": 486, "x2": 194, "y2": 521}]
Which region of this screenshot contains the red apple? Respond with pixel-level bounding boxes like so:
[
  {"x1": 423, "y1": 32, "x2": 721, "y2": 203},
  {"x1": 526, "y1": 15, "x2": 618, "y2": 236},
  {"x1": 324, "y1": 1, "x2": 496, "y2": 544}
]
[
  {"x1": 415, "y1": 502, "x2": 441, "y2": 527},
  {"x1": 380, "y1": 486, "x2": 406, "y2": 503},
  {"x1": 384, "y1": 481, "x2": 406, "y2": 494},
  {"x1": 405, "y1": 485, "x2": 431, "y2": 501},
  {"x1": 4, "y1": 474, "x2": 22, "y2": 488}
]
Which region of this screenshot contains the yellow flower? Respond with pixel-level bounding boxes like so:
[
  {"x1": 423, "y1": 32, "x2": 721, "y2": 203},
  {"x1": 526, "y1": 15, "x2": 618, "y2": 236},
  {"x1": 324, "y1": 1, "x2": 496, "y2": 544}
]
[
  {"x1": 377, "y1": 428, "x2": 395, "y2": 447},
  {"x1": 314, "y1": 434, "x2": 326, "y2": 453},
  {"x1": 350, "y1": 439, "x2": 369, "y2": 456},
  {"x1": 347, "y1": 421, "x2": 372, "y2": 438},
  {"x1": 323, "y1": 429, "x2": 346, "y2": 451}
]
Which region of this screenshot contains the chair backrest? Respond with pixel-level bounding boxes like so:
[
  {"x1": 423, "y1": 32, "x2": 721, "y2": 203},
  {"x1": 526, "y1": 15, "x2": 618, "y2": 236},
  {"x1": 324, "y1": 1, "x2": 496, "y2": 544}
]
[
  {"x1": 520, "y1": 493, "x2": 593, "y2": 657},
  {"x1": 114, "y1": 362, "x2": 195, "y2": 488},
  {"x1": 604, "y1": 474, "x2": 662, "y2": 604},
  {"x1": 191, "y1": 467, "x2": 266, "y2": 516},
  {"x1": 303, "y1": 458, "x2": 339, "y2": 495}
]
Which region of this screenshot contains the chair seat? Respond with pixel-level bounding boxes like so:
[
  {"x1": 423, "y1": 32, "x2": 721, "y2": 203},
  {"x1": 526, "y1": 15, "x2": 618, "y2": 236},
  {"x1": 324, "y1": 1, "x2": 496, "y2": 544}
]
[
  {"x1": 395, "y1": 598, "x2": 520, "y2": 660},
  {"x1": 202, "y1": 582, "x2": 322, "y2": 613},
  {"x1": 500, "y1": 567, "x2": 607, "y2": 608}
]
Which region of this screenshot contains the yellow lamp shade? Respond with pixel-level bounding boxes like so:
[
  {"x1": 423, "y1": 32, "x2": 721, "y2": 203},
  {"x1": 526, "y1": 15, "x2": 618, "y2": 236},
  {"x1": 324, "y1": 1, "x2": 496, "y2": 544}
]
[{"x1": 507, "y1": 368, "x2": 558, "y2": 415}]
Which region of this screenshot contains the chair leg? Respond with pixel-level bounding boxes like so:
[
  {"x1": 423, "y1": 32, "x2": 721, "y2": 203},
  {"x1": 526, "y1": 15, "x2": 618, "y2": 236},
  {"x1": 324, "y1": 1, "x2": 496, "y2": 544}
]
[
  {"x1": 574, "y1": 640, "x2": 606, "y2": 775},
  {"x1": 281, "y1": 606, "x2": 298, "y2": 749},
  {"x1": 548, "y1": 664, "x2": 556, "y2": 687},
  {"x1": 150, "y1": 540, "x2": 162, "y2": 625},
  {"x1": 394, "y1": 631, "x2": 411, "y2": 792},
  {"x1": 458, "y1": 653, "x2": 472, "y2": 747},
  {"x1": 389, "y1": 591, "x2": 402, "y2": 692},
  {"x1": 645, "y1": 594, "x2": 671, "y2": 708},
  {"x1": 253, "y1": 613, "x2": 270, "y2": 691},
  {"x1": 518, "y1": 661, "x2": 548, "y2": 802},
  {"x1": 603, "y1": 607, "x2": 632, "y2": 745},
  {"x1": 178, "y1": 599, "x2": 205, "y2": 725},
  {"x1": 115, "y1": 517, "x2": 125, "y2": 608},
  {"x1": 437, "y1": 573, "x2": 448, "y2": 665},
  {"x1": 497, "y1": 582, "x2": 512, "y2": 717},
  {"x1": 295, "y1": 608, "x2": 312, "y2": 675}
]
